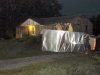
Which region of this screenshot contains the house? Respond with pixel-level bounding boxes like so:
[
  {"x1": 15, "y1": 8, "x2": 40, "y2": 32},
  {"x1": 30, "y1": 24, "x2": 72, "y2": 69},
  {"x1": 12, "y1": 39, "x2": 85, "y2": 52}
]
[{"x1": 16, "y1": 14, "x2": 93, "y2": 38}]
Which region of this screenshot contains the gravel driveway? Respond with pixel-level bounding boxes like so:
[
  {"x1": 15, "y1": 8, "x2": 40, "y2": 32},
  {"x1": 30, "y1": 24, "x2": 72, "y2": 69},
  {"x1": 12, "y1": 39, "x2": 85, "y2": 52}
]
[{"x1": 0, "y1": 53, "x2": 81, "y2": 70}]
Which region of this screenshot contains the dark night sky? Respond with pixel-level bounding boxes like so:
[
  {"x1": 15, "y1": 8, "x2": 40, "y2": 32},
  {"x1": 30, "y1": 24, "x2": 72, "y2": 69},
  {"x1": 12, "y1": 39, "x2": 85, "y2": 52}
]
[{"x1": 58, "y1": 0, "x2": 100, "y2": 17}]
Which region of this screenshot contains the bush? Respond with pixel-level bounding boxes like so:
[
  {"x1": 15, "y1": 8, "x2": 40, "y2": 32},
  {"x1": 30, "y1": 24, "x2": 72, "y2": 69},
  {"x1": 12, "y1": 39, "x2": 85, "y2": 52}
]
[
  {"x1": 16, "y1": 34, "x2": 30, "y2": 42},
  {"x1": 26, "y1": 34, "x2": 42, "y2": 44},
  {"x1": 16, "y1": 34, "x2": 42, "y2": 44},
  {"x1": 6, "y1": 29, "x2": 14, "y2": 39}
]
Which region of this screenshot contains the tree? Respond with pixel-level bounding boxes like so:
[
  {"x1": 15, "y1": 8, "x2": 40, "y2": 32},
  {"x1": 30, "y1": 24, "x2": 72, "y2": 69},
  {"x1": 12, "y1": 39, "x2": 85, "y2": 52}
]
[
  {"x1": 89, "y1": 14, "x2": 100, "y2": 35},
  {"x1": 19, "y1": 0, "x2": 62, "y2": 18},
  {"x1": 0, "y1": 0, "x2": 62, "y2": 25}
]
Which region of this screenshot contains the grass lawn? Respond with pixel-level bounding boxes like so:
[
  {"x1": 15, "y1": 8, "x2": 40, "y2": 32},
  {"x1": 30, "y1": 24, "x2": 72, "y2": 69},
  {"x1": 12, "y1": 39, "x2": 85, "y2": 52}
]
[
  {"x1": 0, "y1": 39, "x2": 18, "y2": 59},
  {"x1": 0, "y1": 54, "x2": 100, "y2": 75},
  {"x1": 0, "y1": 38, "x2": 56, "y2": 59},
  {"x1": 15, "y1": 43, "x2": 56, "y2": 58}
]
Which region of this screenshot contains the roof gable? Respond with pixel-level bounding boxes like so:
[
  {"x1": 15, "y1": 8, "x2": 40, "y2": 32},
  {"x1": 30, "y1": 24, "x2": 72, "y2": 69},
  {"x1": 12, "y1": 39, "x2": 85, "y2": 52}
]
[{"x1": 20, "y1": 18, "x2": 40, "y2": 26}]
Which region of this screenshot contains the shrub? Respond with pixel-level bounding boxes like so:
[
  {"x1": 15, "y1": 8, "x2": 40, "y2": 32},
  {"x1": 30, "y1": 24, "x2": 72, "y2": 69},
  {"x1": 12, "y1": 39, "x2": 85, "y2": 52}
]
[
  {"x1": 6, "y1": 29, "x2": 14, "y2": 39},
  {"x1": 26, "y1": 34, "x2": 42, "y2": 44},
  {"x1": 16, "y1": 34, "x2": 42, "y2": 44}
]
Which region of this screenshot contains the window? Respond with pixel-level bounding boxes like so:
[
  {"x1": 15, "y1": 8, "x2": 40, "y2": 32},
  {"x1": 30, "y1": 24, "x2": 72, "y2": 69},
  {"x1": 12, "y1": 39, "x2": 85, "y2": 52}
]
[{"x1": 29, "y1": 26, "x2": 35, "y2": 35}]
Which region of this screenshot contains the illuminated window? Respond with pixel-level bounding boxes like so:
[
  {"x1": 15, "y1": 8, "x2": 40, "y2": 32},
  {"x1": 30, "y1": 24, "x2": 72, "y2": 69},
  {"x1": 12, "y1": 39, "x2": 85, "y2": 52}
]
[{"x1": 29, "y1": 26, "x2": 35, "y2": 35}]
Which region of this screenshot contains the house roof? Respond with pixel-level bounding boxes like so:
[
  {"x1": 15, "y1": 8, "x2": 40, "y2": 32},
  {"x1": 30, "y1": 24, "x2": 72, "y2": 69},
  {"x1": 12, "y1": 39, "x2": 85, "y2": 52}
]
[
  {"x1": 41, "y1": 14, "x2": 88, "y2": 25},
  {"x1": 20, "y1": 14, "x2": 90, "y2": 26}
]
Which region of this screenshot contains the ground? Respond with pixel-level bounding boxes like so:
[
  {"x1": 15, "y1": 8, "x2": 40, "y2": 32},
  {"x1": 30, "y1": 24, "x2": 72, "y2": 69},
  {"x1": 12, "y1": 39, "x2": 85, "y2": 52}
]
[
  {"x1": 0, "y1": 52, "x2": 82, "y2": 70},
  {"x1": 0, "y1": 42, "x2": 91, "y2": 70}
]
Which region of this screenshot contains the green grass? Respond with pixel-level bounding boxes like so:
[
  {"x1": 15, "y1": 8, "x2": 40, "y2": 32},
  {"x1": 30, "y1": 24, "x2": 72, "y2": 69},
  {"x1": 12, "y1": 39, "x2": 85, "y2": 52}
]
[
  {"x1": 93, "y1": 54, "x2": 100, "y2": 63},
  {"x1": 0, "y1": 38, "x2": 56, "y2": 59},
  {"x1": 0, "y1": 54, "x2": 100, "y2": 75},
  {"x1": 14, "y1": 43, "x2": 56, "y2": 58},
  {"x1": 0, "y1": 39, "x2": 18, "y2": 59}
]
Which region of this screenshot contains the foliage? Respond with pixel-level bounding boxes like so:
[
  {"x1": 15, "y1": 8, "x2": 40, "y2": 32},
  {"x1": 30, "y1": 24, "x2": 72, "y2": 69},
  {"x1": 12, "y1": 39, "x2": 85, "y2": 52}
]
[
  {"x1": 16, "y1": 34, "x2": 42, "y2": 44},
  {"x1": 6, "y1": 29, "x2": 14, "y2": 39},
  {"x1": 22, "y1": 0, "x2": 62, "y2": 18},
  {"x1": 89, "y1": 14, "x2": 100, "y2": 35},
  {"x1": 16, "y1": 34, "x2": 30, "y2": 42}
]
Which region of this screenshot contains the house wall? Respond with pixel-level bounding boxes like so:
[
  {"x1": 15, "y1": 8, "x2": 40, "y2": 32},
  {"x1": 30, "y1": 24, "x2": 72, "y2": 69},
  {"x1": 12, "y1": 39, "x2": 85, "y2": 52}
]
[
  {"x1": 81, "y1": 18, "x2": 93, "y2": 34},
  {"x1": 73, "y1": 18, "x2": 93, "y2": 34},
  {"x1": 42, "y1": 19, "x2": 93, "y2": 34},
  {"x1": 43, "y1": 25, "x2": 52, "y2": 29},
  {"x1": 35, "y1": 25, "x2": 40, "y2": 35},
  {"x1": 39, "y1": 25, "x2": 52, "y2": 34},
  {"x1": 22, "y1": 26, "x2": 29, "y2": 34},
  {"x1": 85, "y1": 20, "x2": 93, "y2": 34},
  {"x1": 16, "y1": 25, "x2": 41, "y2": 38},
  {"x1": 16, "y1": 26, "x2": 21, "y2": 38},
  {"x1": 16, "y1": 26, "x2": 29, "y2": 38},
  {"x1": 75, "y1": 24, "x2": 82, "y2": 32}
]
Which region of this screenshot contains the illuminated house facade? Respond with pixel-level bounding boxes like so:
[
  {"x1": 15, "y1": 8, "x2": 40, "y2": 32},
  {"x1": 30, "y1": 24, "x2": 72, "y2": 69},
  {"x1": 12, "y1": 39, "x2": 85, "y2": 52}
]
[{"x1": 16, "y1": 14, "x2": 93, "y2": 38}]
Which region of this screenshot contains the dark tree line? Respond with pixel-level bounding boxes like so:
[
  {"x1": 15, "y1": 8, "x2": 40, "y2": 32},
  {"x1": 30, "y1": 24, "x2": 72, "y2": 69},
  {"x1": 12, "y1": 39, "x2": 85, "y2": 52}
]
[
  {"x1": 0, "y1": 0, "x2": 62, "y2": 39},
  {"x1": 89, "y1": 14, "x2": 100, "y2": 35}
]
